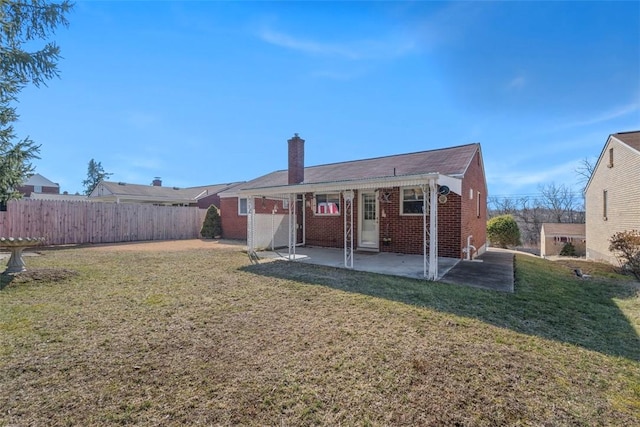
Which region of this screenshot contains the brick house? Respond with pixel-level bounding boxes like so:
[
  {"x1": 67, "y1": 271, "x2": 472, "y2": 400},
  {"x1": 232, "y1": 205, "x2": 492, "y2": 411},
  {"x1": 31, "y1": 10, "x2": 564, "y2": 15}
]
[
  {"x1": 17, "y1": 173, "x2": 60, "y2": 197},
  {"x1": 585, "y1": 130, "x2": 640, "y2": 264},
  {"x1": 219, "y1": 134, "x2": 488, "y2": 279}
]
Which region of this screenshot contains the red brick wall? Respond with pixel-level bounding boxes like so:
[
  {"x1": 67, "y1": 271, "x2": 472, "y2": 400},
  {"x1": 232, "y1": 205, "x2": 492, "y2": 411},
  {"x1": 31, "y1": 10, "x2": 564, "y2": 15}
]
[
  {"x1": 304, "y1": 192, "x2": 350, "y2": 248},
  {"x1": 303, "y1": 188, "x2": 461, "y2": 258},
  {"x1": 460, "y1": 148, "x2": 488, "y2": 257},
  {"x1": 376, "y1": 188, "x2": 461, "y2": 257},
  {"x1": 16, "y1": 185, "x2": 59, "y2": 197}
]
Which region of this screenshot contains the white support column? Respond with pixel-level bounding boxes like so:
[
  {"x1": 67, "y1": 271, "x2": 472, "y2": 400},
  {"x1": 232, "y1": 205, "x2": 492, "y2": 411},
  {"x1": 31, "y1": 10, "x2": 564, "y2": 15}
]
[
  {"x1": 247, "y1": 197, "x2": 255, "y2": 254},
  {"x1": 288, "y1": 193, "x2": 296, "y2": 260},
  {"x1": 422, "y1": 185, "x2": 428, "y2": 279},
  {"x1": 342, "y1": 190, "x2": 354, "y2": 269},
  {"x1": 429, "y1": 179, "x2": 438, "y2": 280}
]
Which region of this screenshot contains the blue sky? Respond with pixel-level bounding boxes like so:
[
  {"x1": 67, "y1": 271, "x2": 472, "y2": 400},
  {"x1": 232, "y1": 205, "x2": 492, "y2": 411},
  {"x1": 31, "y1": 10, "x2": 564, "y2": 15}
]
[{"x1": 14, "y1": 1, "x2": 640, "y2": 197}]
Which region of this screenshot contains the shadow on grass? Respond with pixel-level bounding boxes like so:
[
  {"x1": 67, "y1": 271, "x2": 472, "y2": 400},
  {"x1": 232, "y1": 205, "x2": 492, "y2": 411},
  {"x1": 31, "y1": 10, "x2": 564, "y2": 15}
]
[
  {"x1": 0, "y1": 273, "x2": 16, "y2": 290},
  {"x1": 240, "y1": 255, "x2": 640, "y2": 361}
]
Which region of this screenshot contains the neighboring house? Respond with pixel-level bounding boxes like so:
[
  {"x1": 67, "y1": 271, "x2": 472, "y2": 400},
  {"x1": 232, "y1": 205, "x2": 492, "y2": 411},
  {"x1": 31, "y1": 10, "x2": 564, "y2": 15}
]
[
  {"x1": 540, "y1": 223, "x2": 586, "y2": 258},
  {"x1": 585, "y1": 130, "x2": 640, "y2": 264},
  {"x1": 219, "y1": 134, "x2": 488, "y2": 278},
  {"x1": 17, "y1": 173, "x2": 60, "y2": 197},
  {"x1": 89, "y1": 178, "x2": 243, "y2": 207}
]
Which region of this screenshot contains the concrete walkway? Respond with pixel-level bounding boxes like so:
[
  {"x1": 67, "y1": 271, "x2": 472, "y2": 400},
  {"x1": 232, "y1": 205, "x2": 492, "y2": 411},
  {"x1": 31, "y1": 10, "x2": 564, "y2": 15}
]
[
  {"x1": 440, "y1": 250, "x2": 515, "y2": 292},
  {"x1": 256, "y1": 246, "x2": 515, "y2": 292}
]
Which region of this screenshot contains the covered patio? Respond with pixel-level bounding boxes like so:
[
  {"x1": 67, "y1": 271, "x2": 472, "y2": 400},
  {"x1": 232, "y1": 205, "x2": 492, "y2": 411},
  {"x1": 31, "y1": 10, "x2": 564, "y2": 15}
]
[{"x1": 241, "y1": 173, "x2": 463, "y2": 281}]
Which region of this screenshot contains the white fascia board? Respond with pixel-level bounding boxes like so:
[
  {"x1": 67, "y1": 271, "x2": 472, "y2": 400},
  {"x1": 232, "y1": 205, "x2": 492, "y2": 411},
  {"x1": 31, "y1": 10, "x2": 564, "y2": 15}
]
[{"x1": 239, "y1": 173, "x2": 462, "y2": 198}]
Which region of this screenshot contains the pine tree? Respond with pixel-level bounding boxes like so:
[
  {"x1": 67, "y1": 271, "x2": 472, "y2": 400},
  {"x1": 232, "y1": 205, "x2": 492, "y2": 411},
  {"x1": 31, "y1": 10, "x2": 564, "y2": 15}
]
[
  {"x1": 83, "y1": 159, "x2": 112, "y2": 195},
  {"x1": 201, "y1": 205, "x2": 222, "y2": 238},
  {"x1": 0, "y1": 1, "x2": 73, "y2": 206}
]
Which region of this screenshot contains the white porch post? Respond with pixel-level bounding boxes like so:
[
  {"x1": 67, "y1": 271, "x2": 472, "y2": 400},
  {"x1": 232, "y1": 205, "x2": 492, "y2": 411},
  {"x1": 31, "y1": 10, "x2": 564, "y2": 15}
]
[
  {"x1": 429, "y1": 179, "x2": 438, "y2": 280},
  {"x1": 422, "y1": 185, "x2": 427, "y2": 279},
  {"x1": 342, "y1": 190, "x2": 354, "y2": 269},
  {"x1": 288, "y1": 193, "x2": 296, "y2": 260},
  {"x1": 247, "y1": 197, "x2": 255, "y2": 254}
]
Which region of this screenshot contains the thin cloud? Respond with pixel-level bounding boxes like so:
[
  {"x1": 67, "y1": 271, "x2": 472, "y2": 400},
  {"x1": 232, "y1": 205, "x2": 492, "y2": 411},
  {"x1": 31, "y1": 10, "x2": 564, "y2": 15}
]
[
  {"x1": 258, "y1": 28, "x2": 416, "y2": 60},
  {"x1": 123, "y1": 111, "x2": 161, "y2": 129},
  {"x1": 488, "y1": 160, "x2": 581, "y2": 191},
  {"x1": 556, "y1": 102, "x2": 640, "y2": 130},
  {"x1": 506, "y1": 75, "x2": 526, "y2": 90}
]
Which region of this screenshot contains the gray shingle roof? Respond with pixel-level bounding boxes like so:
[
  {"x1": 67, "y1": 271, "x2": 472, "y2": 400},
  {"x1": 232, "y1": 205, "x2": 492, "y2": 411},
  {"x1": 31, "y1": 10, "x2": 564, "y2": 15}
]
[
  {"x1": 542, "y1": 223, "x2": 585, "y2": 237},
  {"x1": 97, "y1": 181, "x2": 244, "y2": 201},
  {"x1": 236, "y1": 143, "x2": 480, "y2": 191}
]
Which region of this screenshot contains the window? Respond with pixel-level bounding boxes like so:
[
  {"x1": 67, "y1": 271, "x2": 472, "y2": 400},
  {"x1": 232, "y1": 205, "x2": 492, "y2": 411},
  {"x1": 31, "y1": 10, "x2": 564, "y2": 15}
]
[
  {"x1": 401, "y1": 187, "x2": 425, "y2": 215},
  {"x1": 238, "y1": 198, "x2": 248, "y2": 216},
  {"x1": 469, "y1": 189, "x2": 474, "y2": 199},
  {"x1": 608, "y1": 148, "x2": 614, "y2": 168},
  {"x1": 603, "y1": 190, "x2": 608, "y2": 220},
  {"x1": 476, "y1": 191, "x2": 481, "y2": 218},
  {"x1": 282, "y1": 198, "x2": 289, "y2": 209},
  {"x1": 315, "y1": 193, "x2": 340, "y2": 215},
  {"x1": 34, "y1": 185, "x2": 42, "y2": 193}
]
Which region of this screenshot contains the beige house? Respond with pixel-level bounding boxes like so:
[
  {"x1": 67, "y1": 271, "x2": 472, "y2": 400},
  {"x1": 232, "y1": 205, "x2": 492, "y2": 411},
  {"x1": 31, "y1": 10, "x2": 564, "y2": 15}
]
[
  {"x1": 540, "y1": 223, "x2": 586, "y2": 258},
  {"x1": 89, "y1": 179, "x2": 243, "y2": 208},
  {"x1": 585, "y1": 131, "x2": 640, "y2": 264}
]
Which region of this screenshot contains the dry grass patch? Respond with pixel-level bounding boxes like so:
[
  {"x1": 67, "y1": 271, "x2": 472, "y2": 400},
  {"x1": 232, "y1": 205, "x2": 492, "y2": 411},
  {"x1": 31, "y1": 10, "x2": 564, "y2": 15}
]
[{"x1": 1, "y1": 245, "x2": 638, "y2": 426}]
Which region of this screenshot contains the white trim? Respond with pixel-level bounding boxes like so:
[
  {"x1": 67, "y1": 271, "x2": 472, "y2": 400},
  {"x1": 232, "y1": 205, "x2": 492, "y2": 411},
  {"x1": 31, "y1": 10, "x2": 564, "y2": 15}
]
[
  {"x1": 358, "y1": 190, "x2": 379, "y2": 250},
  {"x1": 400, "y1": 186, "x2": 426, "y2": 216},
  {"x1": 238, "y1": 197, "x2": 248, "y2": 216},
  {"x1": 313, "y1": 192, "x2": 341, "y2": 216}
]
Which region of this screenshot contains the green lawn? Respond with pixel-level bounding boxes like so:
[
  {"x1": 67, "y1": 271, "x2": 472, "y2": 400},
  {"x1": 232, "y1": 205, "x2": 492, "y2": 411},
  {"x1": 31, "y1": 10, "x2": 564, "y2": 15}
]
[{"x1": 1, "y1": 245, "x2": 638, "y2": 426}]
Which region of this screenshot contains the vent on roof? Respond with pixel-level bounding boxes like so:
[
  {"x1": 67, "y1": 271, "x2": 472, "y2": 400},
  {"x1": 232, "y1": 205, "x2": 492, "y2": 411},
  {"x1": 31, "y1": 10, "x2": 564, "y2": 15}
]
[
  {"x1": 118, "y1": 182, "x2": 126, "y2": 186},
  {"x1": 173, "y1": 186, "x2": 180, "y2": 190}
]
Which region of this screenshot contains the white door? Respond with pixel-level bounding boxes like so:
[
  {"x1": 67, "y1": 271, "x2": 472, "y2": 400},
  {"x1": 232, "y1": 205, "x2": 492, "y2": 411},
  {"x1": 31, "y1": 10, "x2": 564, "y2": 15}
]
[{"x1": 359, "y1": 191, "x2": 379, "y2": 249}]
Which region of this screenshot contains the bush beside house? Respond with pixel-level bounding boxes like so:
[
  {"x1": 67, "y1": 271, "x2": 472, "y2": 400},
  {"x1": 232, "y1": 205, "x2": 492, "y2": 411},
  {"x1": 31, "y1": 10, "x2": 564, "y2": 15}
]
[{"x1": 200, "y1": 205, "x2": 222, "y2": 238}]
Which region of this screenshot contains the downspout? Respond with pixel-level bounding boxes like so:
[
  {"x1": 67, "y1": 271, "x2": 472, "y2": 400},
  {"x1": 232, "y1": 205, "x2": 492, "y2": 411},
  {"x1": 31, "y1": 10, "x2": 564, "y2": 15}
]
[{"x1": 465, "y1": 235, "x2": 476, "y2": 260}]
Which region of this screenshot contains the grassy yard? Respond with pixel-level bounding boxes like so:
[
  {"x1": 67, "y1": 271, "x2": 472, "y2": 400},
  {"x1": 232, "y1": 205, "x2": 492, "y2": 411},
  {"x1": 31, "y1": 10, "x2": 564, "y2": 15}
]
[{"x1": 1, "y1": 244, "x2": 638, "y2": 426}]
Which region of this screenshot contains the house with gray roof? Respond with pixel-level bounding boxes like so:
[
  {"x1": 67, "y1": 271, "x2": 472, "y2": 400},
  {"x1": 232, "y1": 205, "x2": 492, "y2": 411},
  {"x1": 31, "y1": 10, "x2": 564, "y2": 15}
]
[
  {"x1": 218, "y1": 134, "x2": 488, "y2": 279},
  {"x1": 585, "y1": 130, "x2": 640, "y2": 264},
  {"x1": 89, "y1": 179, "x2": 243, "y2": 208},
  {"x1": 17, "y1": 173, "x2": 59, "y2": 197}
]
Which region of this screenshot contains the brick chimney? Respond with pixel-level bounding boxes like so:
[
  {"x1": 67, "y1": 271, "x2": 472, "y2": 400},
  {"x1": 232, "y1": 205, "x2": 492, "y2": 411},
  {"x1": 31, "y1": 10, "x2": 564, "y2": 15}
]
[
  {"x1": 152, "y1": 177, "x2": 162, "y2": 186},
  {"x1": 288, "y1": 133, "x2": 305, "y2": 184}
]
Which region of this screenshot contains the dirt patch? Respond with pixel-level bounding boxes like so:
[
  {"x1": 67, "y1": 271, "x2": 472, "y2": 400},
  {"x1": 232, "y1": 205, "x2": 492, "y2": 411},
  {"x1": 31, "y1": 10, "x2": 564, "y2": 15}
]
[
  {"x1": 1, "y1": 268, "x2": 79, "y2": 289},
  {"x1": 79, "y1": 239, "x2": 244, "y2": 253}
]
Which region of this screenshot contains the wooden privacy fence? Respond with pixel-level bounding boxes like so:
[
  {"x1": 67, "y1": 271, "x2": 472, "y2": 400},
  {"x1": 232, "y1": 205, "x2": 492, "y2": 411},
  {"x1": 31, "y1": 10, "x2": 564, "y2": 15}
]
[{"x1": 0, "y1": 199, "x2": 208, "y2": 245}]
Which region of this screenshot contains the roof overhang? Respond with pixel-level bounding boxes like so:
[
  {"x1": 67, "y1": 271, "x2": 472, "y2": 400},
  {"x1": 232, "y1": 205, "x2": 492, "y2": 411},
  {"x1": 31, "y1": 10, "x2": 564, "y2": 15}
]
[{"x1": 238, "y1": 173, "x2": 462, "y2": 198}]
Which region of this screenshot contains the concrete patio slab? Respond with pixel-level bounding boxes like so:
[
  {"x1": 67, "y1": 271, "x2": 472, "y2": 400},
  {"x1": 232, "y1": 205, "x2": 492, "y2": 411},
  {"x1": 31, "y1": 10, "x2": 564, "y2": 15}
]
[
  {"x1": 256, "y1": 246, "x2": 460, "y2": 281},
  {"x1": 255, "y1": 246, "x2": 515, "y2": 292}
]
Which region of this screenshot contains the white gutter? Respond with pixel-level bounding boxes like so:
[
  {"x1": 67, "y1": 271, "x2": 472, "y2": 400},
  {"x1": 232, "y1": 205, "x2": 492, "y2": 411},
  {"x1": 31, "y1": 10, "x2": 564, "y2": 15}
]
[{"x1": 239, "y1": 172, "x2": 462, "y2": 197}]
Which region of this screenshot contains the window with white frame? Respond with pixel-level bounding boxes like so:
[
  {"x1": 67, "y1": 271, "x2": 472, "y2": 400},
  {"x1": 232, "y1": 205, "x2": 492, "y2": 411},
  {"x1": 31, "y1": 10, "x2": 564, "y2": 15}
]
[
  {"x1": 401, "y1": 187, "x2": 425, "y2": 215},
  {"x1": 238, "y1": 198, "x2": 248, "y2": 216},
  {"x1": 315, "y1": 193, "x2": 340, "y2": 215},
  {"x1": 34, "y1": 185, "x2": 42, "y2": 193}
]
